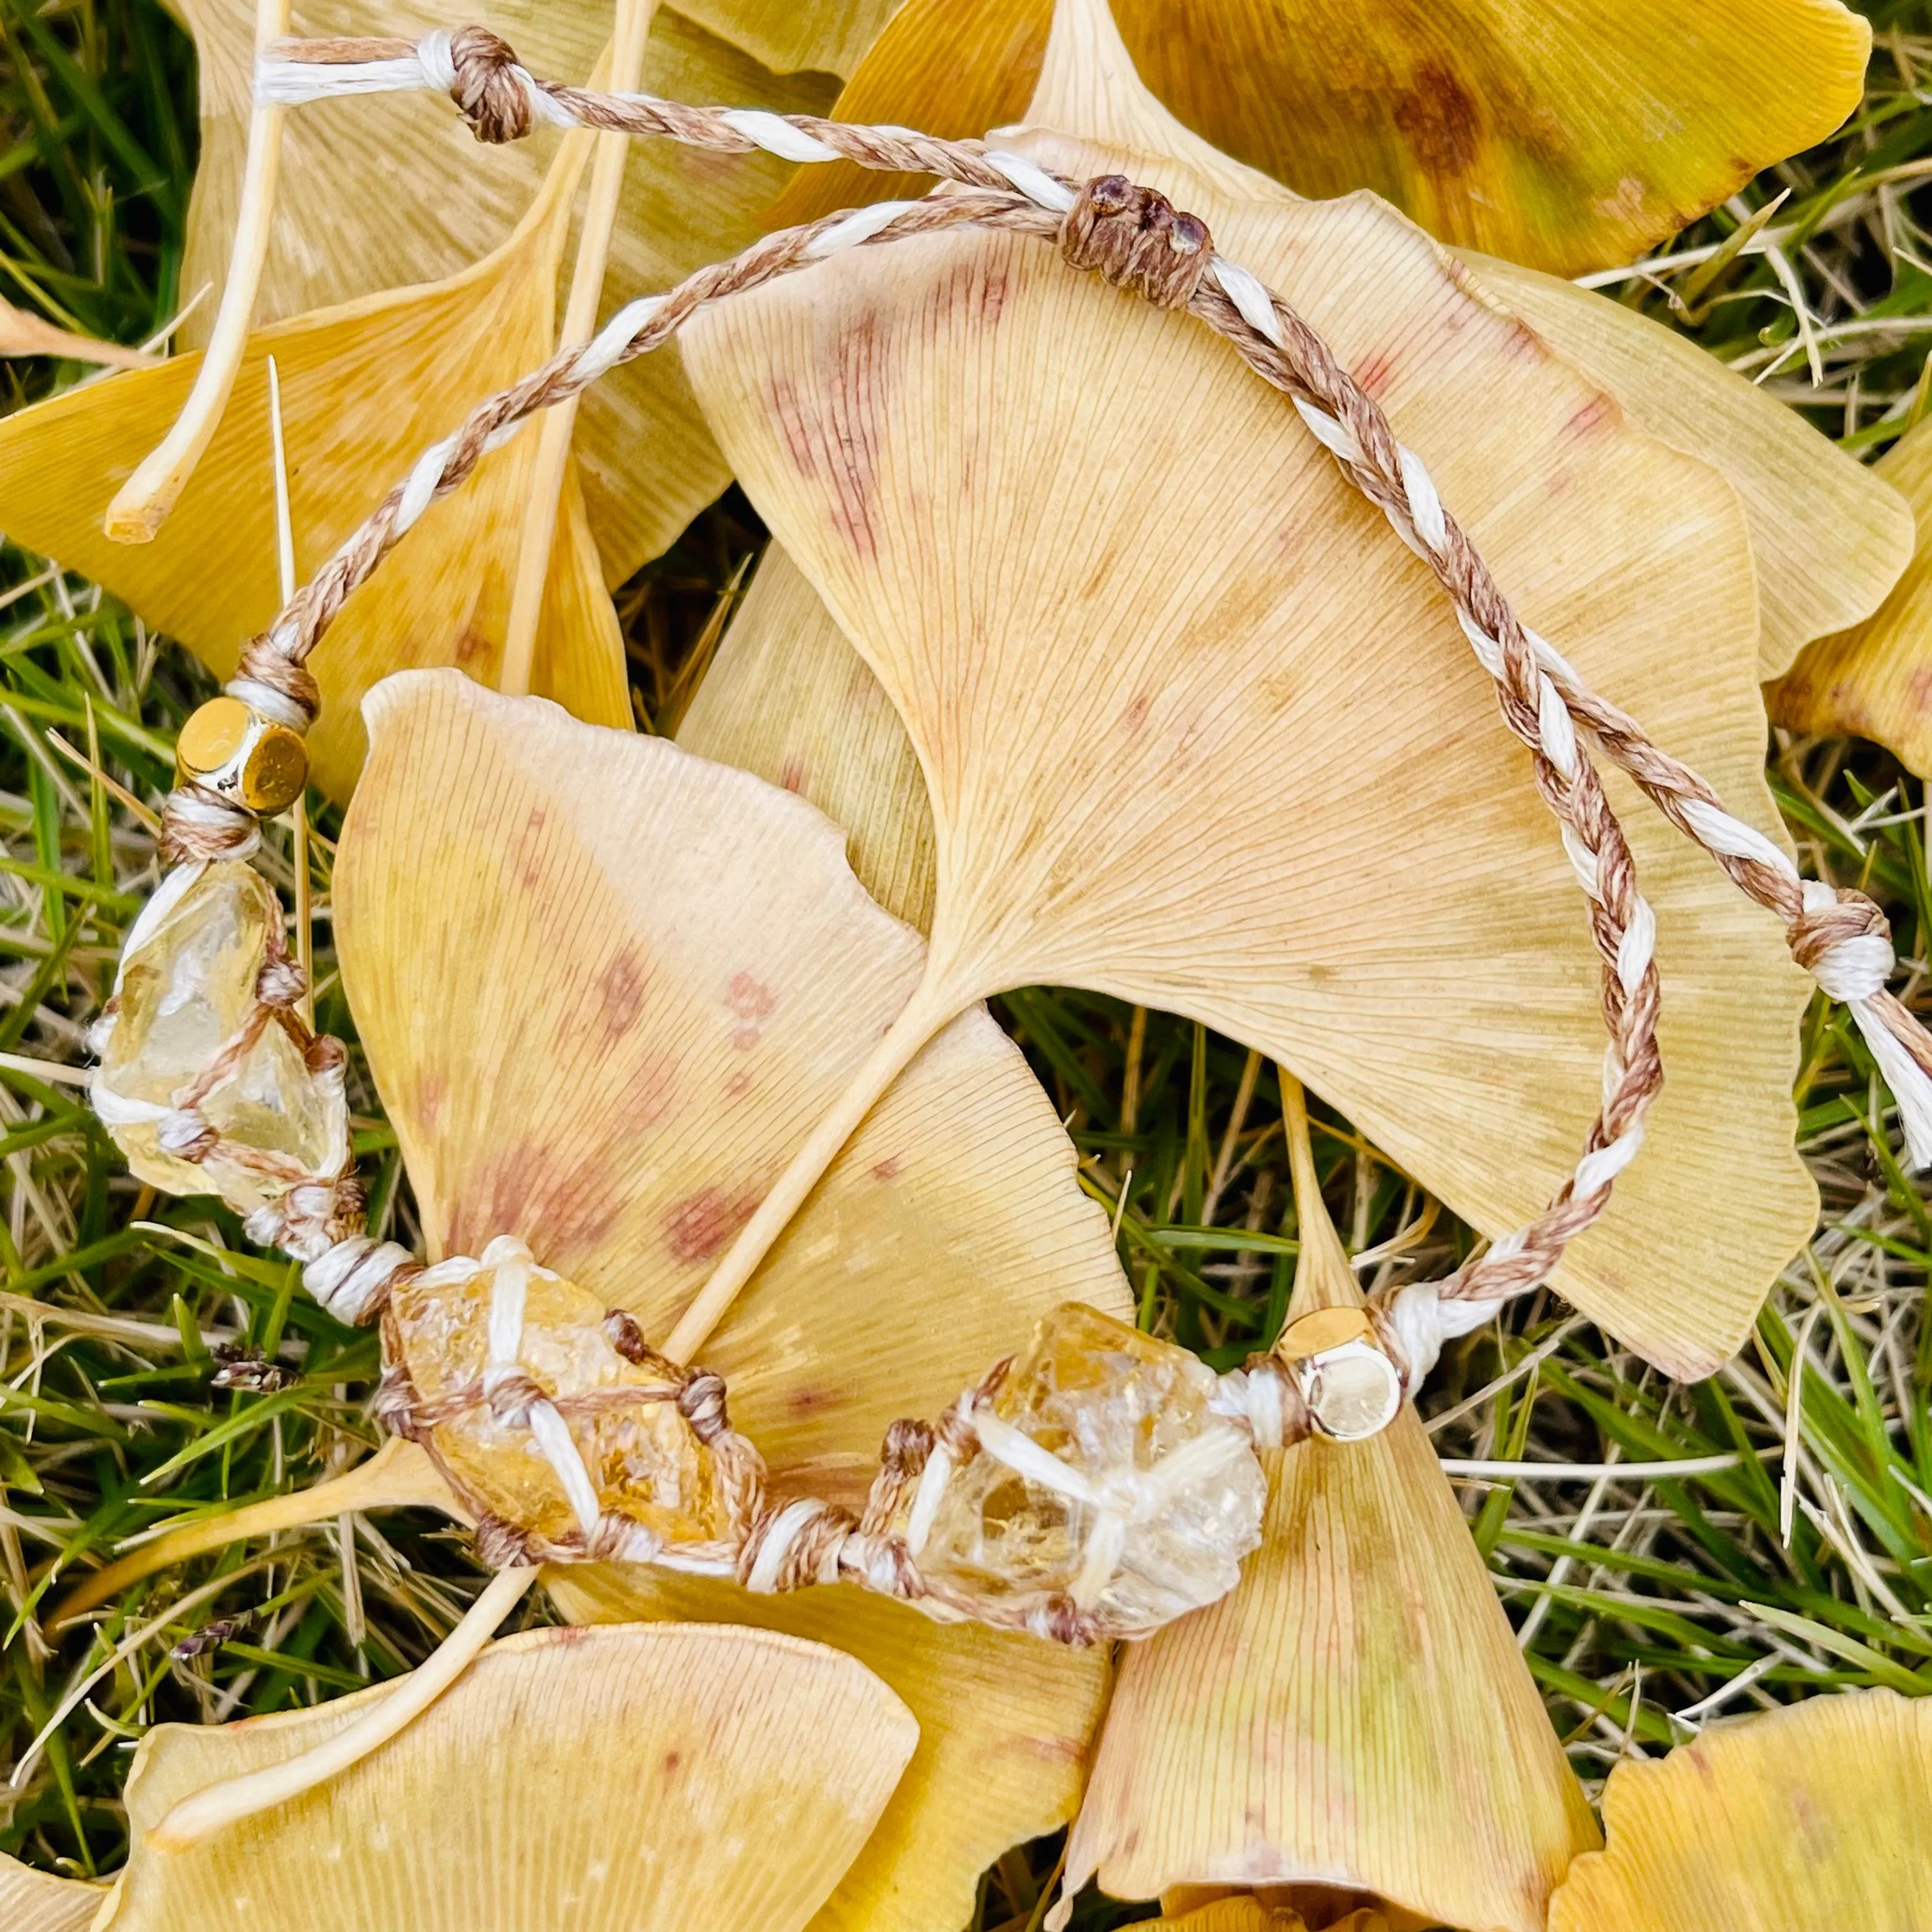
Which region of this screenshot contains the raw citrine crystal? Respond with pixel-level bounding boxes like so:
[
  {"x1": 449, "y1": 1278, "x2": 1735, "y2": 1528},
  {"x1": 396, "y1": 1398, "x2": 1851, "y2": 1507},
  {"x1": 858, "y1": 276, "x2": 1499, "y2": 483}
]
[
  {"x1": 387, "y1": 1245, "x2": 730, "y2": 1553},
  {"x1": 93, "y1": 860, "x2": 345, "y2": 1209},
  {"x1": 915, "y1": 1303, "x2": 1266, "y2": 1634}
]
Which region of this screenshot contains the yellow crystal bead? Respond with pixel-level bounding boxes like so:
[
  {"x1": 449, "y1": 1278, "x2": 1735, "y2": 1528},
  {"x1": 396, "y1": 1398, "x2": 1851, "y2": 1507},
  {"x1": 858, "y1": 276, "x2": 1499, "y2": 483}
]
[
  {"x1": 915, "y1": 1302, "x2": 1266, "y2": 1634},
  {"x1": 93, "y1": 860, "x2": 344, "y2": 1211},
  {"x1": 177, "y1": 694, "x2": 308, "y2": 815},
  {"x1": 387, "y1": 1251, "x2": 730, "y2": 1554}
]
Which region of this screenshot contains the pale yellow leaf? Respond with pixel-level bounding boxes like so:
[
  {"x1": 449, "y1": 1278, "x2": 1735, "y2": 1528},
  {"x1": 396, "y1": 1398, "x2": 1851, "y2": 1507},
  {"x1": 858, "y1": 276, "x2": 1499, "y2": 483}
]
[
  {"x1": 1460, "y1": 252, "x2": 1912, "y2": 677},
  {"x1": 1547, "y1": 1688, "x2": 1932, "y2": 1931},
  {"x1": 769, "y1": 0, "x2": 1869, "y2": 276},
  {"x1": 333, "y1": 667, "x2": 1128, "y2": 1926},
  {"x1": 0, "y1": 138, "x2": 627, "y2": 801},
  {"x1": 678, "y1": 9, "x2": 1816, "y2": 1377},
  {"x1": 178, "y1": 0, "x2": 838, "y2": 587},
  {"x1": 98, "y1": 1623, "x2": 917, "y2": 1932},
  {"x1": 677, "y1": 544, "x2": 939, "y2": 932},
  {"x1": 1066, "y1": 1091, "x2": 1598, "y2": 1932},
  {"x1": 0, "y1": 1853, "x2": 103, "y2": 1932},
  {"x1": 1770, "y1": 416, "x2": 1932, "y2": 775}
]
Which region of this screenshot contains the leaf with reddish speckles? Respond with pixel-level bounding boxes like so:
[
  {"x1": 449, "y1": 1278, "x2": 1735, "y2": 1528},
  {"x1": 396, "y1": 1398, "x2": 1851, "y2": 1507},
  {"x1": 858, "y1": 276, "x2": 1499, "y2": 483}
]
[
  {"x1": 95, "y1": 1625, "x2": 916, "y2": 1932},
  {"x1": 1547, "y1": 1689, "x2": 1932, "y2": 1931},
  {"x1": 1064, "y1": 1091, "x2": 1598, "y2": 1929},
  {"x1": 678, "y1": 0, "x2": 1815, "y2": 1379},
  {"x1": 766, "y1": 0, "x2": 1867, "y2": 277},
  {"x1": 1459, "y1": 252, "x2": 1911, "y2": 677},
  {"x1": 0, "y1": 134, "x2": 625, "y2": 802},
  {"x1": 334, "y1": 667, "x2": 1127, "y2": 1932},
  {"x1": 0, "y1": 1855, "x2": 100, "y2": 1932},
  {"x1": 1770, "y1": 417, "x2": 1932, "y2": 778}
]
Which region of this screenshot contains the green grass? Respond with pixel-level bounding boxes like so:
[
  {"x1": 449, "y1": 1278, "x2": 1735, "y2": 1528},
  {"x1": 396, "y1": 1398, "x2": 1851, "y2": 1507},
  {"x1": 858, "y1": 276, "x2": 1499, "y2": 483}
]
[{"x1": 2, "y1": 0, "x2": 1931, "y2": 1922}]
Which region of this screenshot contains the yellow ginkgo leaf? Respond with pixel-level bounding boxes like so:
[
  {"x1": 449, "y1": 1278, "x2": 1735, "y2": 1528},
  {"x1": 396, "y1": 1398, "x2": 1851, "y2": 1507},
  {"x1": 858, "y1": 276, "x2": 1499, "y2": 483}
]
[
  {"x1": 1148, "y1": 1902, "x2": 1386, "y2": 1932},
  {"x1": 1460, "y1": 252, "x2": 1912, "y2": 677},
  {"x1": 1063, "y1": 1083, "x2": 1598, "y2": 1932},
  {"x1": 676, "y1": 544, "x2": 939, "y2": 933},
  {"x1": 332, "y1": 666, "x2": 1124, "y2": 1928},
  {"x1": 176, "y1": 0, "x2": 837, "y2": 586},
  {"x1": 548, "y1": 1567, "x2": 1109, "y2": 1932},
  {"x1": 677, "y1": 1, "x2": 1815, "y2": 1377},
  {"x1": 1547, "y1": 1688, "x2": 1932, "y2": 1931},
  {"x1": 767, "y1": 0, "x2": 1868, "y2": 275},
  {"x1": 0, "y1": 135, "x2": 627, "y2": 801},
  {"x1": 1770, "y1": 417, "x2": 1932, "y2": 774},
  {"x1": 0, "y1": 1853, "x2": 103, "y2": 1932},
  {"x1": 98, "y1": 1623, "x2": 917, "y2": 1932}
]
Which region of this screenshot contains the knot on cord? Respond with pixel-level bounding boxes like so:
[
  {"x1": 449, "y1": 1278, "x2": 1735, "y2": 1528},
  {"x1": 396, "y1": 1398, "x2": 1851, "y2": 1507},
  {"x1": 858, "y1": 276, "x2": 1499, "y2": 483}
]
[
  {"x1": 444, "y1": 25, "x2": 535, "y2": 143},
  {"x1": 156, "y1": 1108, "x2": 218, "y2": 1163},
  {"x1": 1791, "y1": 880, "x2": 1894, "y2": 1003},
  {"x1": 226, "y1": 638, "x2": 320, "y2": 735},
  {"x1": 159, "y1": 783, "x2": 259, "y2": 865},
  {"x1": 1059, "y1": 174, "x2": 1211, "y2": 311},
  {"x1": 245, "y1": 1175, "x2": 369, "y2": 1264}
]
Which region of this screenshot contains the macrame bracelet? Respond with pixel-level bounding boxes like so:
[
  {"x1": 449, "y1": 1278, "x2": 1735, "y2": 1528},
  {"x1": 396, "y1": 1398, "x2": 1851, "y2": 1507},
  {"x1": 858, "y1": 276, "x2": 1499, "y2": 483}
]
[{"x1": 82, "y1": 53, "x2": 1932, "y2": 1643}]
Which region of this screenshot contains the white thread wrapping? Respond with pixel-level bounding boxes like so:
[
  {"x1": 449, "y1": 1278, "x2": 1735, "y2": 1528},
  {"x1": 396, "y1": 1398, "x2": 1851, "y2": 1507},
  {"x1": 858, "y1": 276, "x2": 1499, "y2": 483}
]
[
  {"x1": 1398, "y1": 445, "x2": 1447, "y2": 554},
  {"x1": 805, "y1": 199, "x2": 921, "y2": 260},
  {"x1": 1798, "y1": 881, "x2": 1932, "y2": 1166},
  {"x1": 223, "y1": 675, "x2": 311, "y2": 733},
  {"x1": 1678, "y1": 797, "x2": 1802, "y2": 883},
  {"x1": 303, "y1": 1234, "x2": 413, "y2": 1325},
  {"x1": 569, "y1": 295, "x2": 664, "y2": 383},
  {"x1": 1292, "y1": 398, "x2": 1364, "y2": 464}
]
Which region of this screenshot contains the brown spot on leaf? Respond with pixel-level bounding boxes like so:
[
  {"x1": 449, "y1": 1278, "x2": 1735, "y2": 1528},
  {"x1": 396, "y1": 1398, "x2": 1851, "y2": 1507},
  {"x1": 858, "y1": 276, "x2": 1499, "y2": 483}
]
[
  {"x1": 415, "y1": 1073, "x2": 445, "y2": 1133},
  {"x1": 871, "y1": 1156, "x2": 903, "y2": 1182},
  {"x1": 597, "y1": 946, "x2": 648, "y2": 1038},
  {"x1": 778, "y1": 754, "x2": 807, "y2": 793},
  {"x1": 447, "y1": 1142, "x2": 626, "y2": 1269},
  {"x1": 664, "y1": 1184, "x2": 762, "y2": 1264},
  {"x1": 1566, "y1": 394, "x2": 1614, "y2": 440},
  {"x1": 728, "y1": 971, "x2": 778, "y2": 1020},
  {"x1": 1392, "y1": 62, "x2": 1482, "y2": 178},
  {"x1": 454, "y1": 625, "x2": 489, "y2": 666},
  {"x1": 769, "y1": 310, "x2": 887, "y2": 559},
  {"x1": 1906, "y1": 665, "x2": 1932, "y2": 712},
  {"x1": 724, "y1": 1069, "x2": 754, "y2": 1099},
  {"x1": 1353, "y1": 349, "x2": 1396, "y2": 399}
]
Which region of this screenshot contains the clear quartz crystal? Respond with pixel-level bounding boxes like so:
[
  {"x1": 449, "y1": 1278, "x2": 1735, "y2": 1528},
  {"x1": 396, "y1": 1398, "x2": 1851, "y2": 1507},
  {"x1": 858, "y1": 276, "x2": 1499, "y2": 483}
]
[
  {"x1": 95, "y1": 861, "x2": 344, "y2": 1210},
  {"x1": 917, "y1": 1302, "x2": 1266, "y2": 1634},
  {"x1": 388, "y1": 1255, "x2": 729, "y2": 1552}
]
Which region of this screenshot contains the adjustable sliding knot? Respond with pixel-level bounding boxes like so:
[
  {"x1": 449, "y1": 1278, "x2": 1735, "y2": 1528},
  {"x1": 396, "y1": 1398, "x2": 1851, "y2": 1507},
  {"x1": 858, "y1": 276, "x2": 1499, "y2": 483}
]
[
  {"x1": 1059, "y1": 174, "x2": 1212, "y2": 311},
  {"x1": 1791, "y1": 881, "x2": 1894, "y2": 1002},
  {"x1": 246, "y1": 1174, "x2": 368, "y2": 1262},
  {"x1": 305, "y1": 1234, "x2": 417, "y2": 1325},
  {"x1": 441, "y1": 26, "x2": 537, "y2": 144},
  {"x1": 254, "y1": 957, "x2": 307, "y2": 1009}
]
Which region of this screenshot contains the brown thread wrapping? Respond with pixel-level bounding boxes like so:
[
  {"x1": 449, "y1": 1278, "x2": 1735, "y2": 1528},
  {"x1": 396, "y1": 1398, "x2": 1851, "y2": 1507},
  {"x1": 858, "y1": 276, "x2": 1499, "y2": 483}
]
[{"x1": 1059, "y1": 174, "x2": 1211, "y2": 310}]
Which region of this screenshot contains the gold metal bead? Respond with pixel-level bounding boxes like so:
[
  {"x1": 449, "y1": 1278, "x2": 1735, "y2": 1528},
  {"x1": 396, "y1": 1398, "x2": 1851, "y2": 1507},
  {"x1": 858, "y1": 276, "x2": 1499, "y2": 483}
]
[
  {"x1": 1276, "y1": 1305, "x2": 1402, "y2": 1442},
  {"x1": 176, "y1": 695, "x2": 309, "y2": 815}
]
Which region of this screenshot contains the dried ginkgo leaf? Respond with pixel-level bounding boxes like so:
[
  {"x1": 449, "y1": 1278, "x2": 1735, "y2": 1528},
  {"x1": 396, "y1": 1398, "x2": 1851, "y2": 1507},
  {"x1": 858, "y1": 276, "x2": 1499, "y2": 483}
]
[
  {"x1": 0, "y1": 134, "x2": 627, "y2": 801},
  {"x1": 1459, "y1": 252, "x2": 1912, "y2": 677},
  {"x1": 768, "y1": 0, "x2": 1869, "y2": 275},
  {"x1": 0, "y1": 1855, "x2": 102, "y2": 1932},
  {"x1": 1062, "y1": 1082, "x2": 1597, "y2": 1932},
  {"x1": 177, "y1": 0, "x2": 837, "y2": 585},
  {"x1": 1547, "y1": 1688, "x2": 1932, "y2": 1931},
  {"x1": 677, "y1": 0, "x2": 1816, "y2": 1377},
  {"x1": 333, "y1": 667, "x2": 1125, "y2": 1928},
  {"x1": 0, "y1": 298, "x2": 156, "y2": 368},
  {"x1": 1770, "y1": 417, "x2": 1932, "y2": 775},
  {"x1": 98, "y1": 1623, "x2": 917, "y2": 1932},
  {"x1": 676, "y1": 544, "x2": 939, "y2": 933}
]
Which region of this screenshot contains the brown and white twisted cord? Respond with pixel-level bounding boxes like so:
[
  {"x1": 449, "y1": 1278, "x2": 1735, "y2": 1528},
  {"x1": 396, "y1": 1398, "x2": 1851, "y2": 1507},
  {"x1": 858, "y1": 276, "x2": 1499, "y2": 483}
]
[{"x1": 191, "y1": 29, "x2": 1932, "y2": 1361}]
